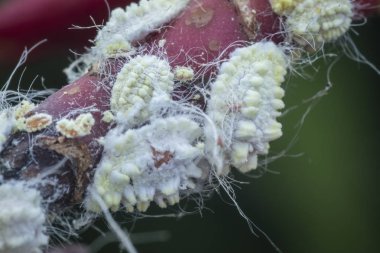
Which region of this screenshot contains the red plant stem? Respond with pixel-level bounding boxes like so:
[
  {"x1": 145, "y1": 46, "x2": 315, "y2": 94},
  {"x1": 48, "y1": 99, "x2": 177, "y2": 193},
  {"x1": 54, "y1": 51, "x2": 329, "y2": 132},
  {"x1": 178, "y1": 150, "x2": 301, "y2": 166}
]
[
  {"x1": 0, "y1": 0, "x2": 378, "y2": 212},
  {"x1": 0, "y1": 72, "x2": 114, "y2": 210},
  {"x1": 148, "y1": 0, "x2": 280, "y2": 73},
  {"x1": 33, "y1": 72, "x2": 112, "y2": 157}
]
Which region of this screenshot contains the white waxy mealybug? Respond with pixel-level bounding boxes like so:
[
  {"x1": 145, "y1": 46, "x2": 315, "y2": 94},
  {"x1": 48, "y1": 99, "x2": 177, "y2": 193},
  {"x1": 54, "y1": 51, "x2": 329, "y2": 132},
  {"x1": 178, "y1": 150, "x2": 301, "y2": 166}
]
[
  {"x1": 87, "y1": 116, "x2": 204, "y2": 213},
  {"x1": 270, "y1": 0, "x2": 353, "y2": 48},
  {"x1": 110, "y1": 55, "x2": 174, "y2": 126},
  {"x1": 56, "y1": 113, "x2": 95, "y2": 138},
  {"x1": 207, "y1": 41, "x2": 288, "y2": 173},
  {"x1": 0, "y1": 182, "x2": 48, "y2": 253}
]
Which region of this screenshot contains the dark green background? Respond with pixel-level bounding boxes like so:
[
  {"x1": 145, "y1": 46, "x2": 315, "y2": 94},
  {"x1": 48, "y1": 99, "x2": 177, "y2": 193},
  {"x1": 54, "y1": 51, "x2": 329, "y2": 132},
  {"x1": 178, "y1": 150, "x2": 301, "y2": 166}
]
[{"x1": 1, "y1": 18, "x2": 379, "y2": 253}]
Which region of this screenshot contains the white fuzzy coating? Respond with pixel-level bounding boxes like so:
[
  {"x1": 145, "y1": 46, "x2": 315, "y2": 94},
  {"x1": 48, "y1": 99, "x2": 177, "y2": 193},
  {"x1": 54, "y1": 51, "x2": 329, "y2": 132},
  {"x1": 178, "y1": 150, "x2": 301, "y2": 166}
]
[
  {"x1": 269, "y1": 0, "x2": 301, "y2": 15},
  {"x1": 206, "y1": 42, "x2": 287, "y2": 173},
  {"x1": 87, "y1": 116, "x2": 204, "y2": 212},
  {"x1": 110, "y1": 55, "x2": 174, "y2": 126},
  {"x1": 65, "y1": 0, "x2": 189, "y2": 81},
  {"x1": 56, "y1": 113, "x2": 95, "y2": 138},
  {"x1": 95, "y1": 0, "x2": 190, "y2": 57},
  {"x1": 24, "y1": 113, "x2": 53, "y2": 133},
  {"x1": 0, "y1": 109, "x2": 14, "y2": 152},
  {"x1": 102, "y1": 110, "x2": 115, "y2": 123},
  {"x1": 11, "y1": 100, "x2": 35, "y2": 131},
  {"x1": 101, "y1": 34, "x2": 133, "y2": 56},
  {"x1": 14, "y1": 100, "x2": 35, "y2": 120},
  {"x1": 0, "y1": 181, "x2": 48, "y2": 253},
  {"x1": 286, "y1": 0, "x2": 353, "y2": 47},
  {"x1": 174, "y1": 66, "x2": 195, "y2": 82}
]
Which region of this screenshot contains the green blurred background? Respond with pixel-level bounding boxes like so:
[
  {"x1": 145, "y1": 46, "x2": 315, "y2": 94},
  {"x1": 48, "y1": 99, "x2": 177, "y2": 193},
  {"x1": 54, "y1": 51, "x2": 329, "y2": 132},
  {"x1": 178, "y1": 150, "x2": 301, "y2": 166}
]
[{"x1": 0, "y1": 13, "x2": 379, "y2": 253}]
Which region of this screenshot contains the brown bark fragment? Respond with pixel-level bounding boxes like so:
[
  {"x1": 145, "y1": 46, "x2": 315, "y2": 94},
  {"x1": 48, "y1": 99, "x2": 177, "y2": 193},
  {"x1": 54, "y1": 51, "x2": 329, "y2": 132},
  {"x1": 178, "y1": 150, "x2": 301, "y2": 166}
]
[
  {"x1": 0, "y1": 131, "x2": 76, "y2": 211},
  {"x1": 232, "y1": 0, "x2": 257, "y2": 40},
  {"x1": 37, "y1": 136, "x2": 93, "y2": 203}
]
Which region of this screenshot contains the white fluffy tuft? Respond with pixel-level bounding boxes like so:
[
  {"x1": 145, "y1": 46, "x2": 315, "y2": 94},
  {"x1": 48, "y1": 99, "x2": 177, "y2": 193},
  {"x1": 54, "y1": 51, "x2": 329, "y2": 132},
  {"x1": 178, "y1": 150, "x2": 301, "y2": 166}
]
[{"x1": 0, "y1": 181, "x2": 48, "y2": 253}]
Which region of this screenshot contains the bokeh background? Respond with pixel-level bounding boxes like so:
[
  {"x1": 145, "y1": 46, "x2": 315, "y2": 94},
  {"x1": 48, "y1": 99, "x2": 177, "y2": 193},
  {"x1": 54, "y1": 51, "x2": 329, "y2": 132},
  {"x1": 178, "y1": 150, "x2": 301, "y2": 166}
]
[{"x1": 0, "y1": 1, "x2": 379, "y2": 253}]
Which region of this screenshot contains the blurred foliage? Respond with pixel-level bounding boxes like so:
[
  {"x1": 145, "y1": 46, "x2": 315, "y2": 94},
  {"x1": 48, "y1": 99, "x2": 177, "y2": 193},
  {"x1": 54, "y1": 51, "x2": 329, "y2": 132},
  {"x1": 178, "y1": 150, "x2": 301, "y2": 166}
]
[{"x1": 0, "y1": 16, "x2": 379, "y2": 253}]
